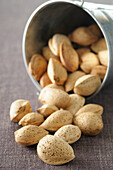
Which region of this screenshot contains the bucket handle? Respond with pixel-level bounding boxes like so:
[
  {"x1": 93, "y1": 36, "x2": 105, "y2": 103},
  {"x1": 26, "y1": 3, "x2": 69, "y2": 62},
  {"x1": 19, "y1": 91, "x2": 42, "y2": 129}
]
[{"x1": 72, "y1": 0, "x2": 84, "y2": 7}]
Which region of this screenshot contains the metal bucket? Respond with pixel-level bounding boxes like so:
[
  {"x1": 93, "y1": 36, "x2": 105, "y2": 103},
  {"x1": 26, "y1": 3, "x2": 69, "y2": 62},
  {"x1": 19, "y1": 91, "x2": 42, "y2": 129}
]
[{"x1": 22, "y1": 0, "x2": 113, "y2": 99}]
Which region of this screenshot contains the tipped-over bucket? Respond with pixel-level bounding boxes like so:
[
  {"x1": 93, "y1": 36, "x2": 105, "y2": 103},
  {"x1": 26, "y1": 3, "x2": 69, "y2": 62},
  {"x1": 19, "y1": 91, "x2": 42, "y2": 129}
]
[{"x1": 22, "y1": 0, "x2": 113, "y2": 99}]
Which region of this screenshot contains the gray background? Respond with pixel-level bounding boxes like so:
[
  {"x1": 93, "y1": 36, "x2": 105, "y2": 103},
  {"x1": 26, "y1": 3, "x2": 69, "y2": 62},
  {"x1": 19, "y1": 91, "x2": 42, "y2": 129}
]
[{"x1": 0, "y1": 0, "x2": 113, "y2": 170}]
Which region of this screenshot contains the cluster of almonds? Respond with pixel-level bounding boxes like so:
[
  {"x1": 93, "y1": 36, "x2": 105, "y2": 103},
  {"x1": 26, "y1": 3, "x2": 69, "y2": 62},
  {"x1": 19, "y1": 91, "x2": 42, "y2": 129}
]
[
  {"x1": 10, "y1": 88, "x2": 104, "y2": 165},
  {"x1": 29, "y1": 24, "x2": 108, "y2": 96},
  {"x1": 10, "y1": 23, "x2": 107, "y2": 166}
]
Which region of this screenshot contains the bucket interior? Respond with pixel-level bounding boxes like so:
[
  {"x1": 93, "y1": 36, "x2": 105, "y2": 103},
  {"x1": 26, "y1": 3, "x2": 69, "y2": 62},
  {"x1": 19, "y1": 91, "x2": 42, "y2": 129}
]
[
  {"x1": 23, "y1": 1, "x2": 108, "y2": 98},
  {"x1": 25, "y1": 2, "x2": 98, "y2": 64}
]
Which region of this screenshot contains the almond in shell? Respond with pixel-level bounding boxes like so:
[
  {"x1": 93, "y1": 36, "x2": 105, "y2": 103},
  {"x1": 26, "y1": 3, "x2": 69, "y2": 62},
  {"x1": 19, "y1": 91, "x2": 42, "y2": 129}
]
[
  {"x1": 54, "y1": 125, "x2": 81, "y2": 144},
  {"x1": 48, "y1": 38, "x2": 56, "y2": 56},
  {"x1": 73, "y1": 112, "x2": 103, "y2": 136},
  {"x1": 37, "y1": 135, "x2": 75, "y2": 165},
  {"x1": 60, "y1": 42, "x2": 79, "y2": 72},
  {"x1": 46, "y1": 84, "x2": 64, "y2": 91},
  {"x1": 76, "y1": 47, "x2": 90, "y2": 57},
  {"x1": 91, "y1": 65, "x2": 107, "y2": 80},
  {"x1": 91, "y1": 38, "x2": 107, "y2": 53},
  {"x1": 42, "y1": 46, "x2": 59, "y2": 61},
  {"x1": 10, "y1": 99, "x2": 32, "y2": 122},
  {"x1": 18, "y1": 112, "x2": 44, "y2": 126},
  {"x1": 66, "y1": 94, "x2": 85, "y2": 115},
  {"x1": 40, "y1": 72, "x2": 52, "y2": 88},
  {"x1": 14, "y1": 125, "x2": 48, "y2": 146},
  {"x1": 48, "y1": 34, "x2": 71, "y2": 56},
  {"x1": 74, "y1": 74, "x2": 101, "y2": 96},
  {"x1": 28, "y1": 54, "x2": 47, "y2": 81},
  {"x1": 37, "y1": 104, "x2": 58, "y2": 117},
  {"x1": 39, "y1": 109, "x2": 73, "y2": 131},
  {"x1": 69, "y1": 27, "x2": 98, "y2": 46},
  {"x1": 80, "y1": 52, "x2": 99, "y2": 73},
  {"x1": 98, "y1": 50, "x2": 108, "y2": 66},
  {"x1": 88, "y1": 24, "x2": 102, "y2": 38},
  {"x1": 75, "y1": 104, "x2": 103, "y2": 117},
  {"x1": 65, "y1": 71, "x2": 85, "y2": 92},
  {"x1": 47, "y1": 58, "x2": 67, "y2": 85},
  {"x1": 38, "y1": 87, "x2": 70, "y2": 109}
]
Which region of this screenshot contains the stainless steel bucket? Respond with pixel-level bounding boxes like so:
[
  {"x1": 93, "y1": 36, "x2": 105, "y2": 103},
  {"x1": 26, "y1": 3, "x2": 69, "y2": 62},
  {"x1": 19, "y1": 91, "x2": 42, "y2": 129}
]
[{"x1": 22, "y1": 0, "x2": 113, "y2": 98}]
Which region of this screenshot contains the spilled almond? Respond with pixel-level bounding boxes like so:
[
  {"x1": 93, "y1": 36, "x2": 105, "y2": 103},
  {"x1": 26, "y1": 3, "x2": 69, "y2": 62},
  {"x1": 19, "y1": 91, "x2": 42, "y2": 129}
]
[
  {"x1": 39, "y1": 109, "x2": 73, "y2": 131},
  {"x1": 73, "y1": 112, "x2": 103, "y2": 136},
  {"x1": 75, "y1": 104, "x2": 103, "y2": 117},
  {"x1": 10, "y1": 99, "x2": 32, "y2": 122},
  {"x1": 38, "y1": 86, "x2": 70, "y2": 109},
  {"x1": 66, "y1": 94, "x2": 85, "y2": 115},
  {"x1": 54, "y1": 125, "x2": 81, "y2": 144},
  {"x1": 37, "y1": 104, "x2": 58, "y2": 117},
  {"x1": 18, "y1": 112, "x2": 44, "y2": 126},
  {"x1": 14, "y1": 125, "x2": 48, "y2": 146},
  {"x1": 37, "y1": 135, "x2": 75, "y2": 165}
]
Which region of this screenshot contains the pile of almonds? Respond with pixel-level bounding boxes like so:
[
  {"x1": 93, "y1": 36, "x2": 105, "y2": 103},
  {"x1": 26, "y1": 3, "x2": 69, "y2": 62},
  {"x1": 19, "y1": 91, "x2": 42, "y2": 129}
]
[
  {"x1": 29, "y1": 24, "x2": 108, "y2": 97},
  {"x1": 10, "y1": 24, "x2": 107, "y2": 165},
  {"x1": 10, "y1": 90, "x2": 104, "y2": 165}
]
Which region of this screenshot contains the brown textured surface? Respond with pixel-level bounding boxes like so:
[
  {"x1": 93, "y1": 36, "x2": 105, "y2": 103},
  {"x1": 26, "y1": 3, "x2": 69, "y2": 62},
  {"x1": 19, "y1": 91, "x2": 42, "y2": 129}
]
[{"x1": 0, "y1": 0, "x2": 113, "y2": 170}]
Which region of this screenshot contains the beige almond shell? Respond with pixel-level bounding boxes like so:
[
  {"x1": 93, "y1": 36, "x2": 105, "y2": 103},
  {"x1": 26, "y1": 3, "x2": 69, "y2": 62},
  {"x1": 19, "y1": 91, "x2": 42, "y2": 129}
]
[
  {"x1": 48, "y1": 34, "x2": 71, "y2": 56},
  {"x1": 60, "y1": 42, "x2": 79, "y2": 72},
  {"x1": 54, "y1": 125, "x2": 81, "y2": 144},
  {"x1": 80, "y1": 52, "x2": 100, "y2": 73},
  {"x1": 42, "y1": 46, "x2": 59, "y2": 61},
  {"x1": 69, "y1": 27, "x2": 98, "y2": 46},
  {"x1": 47, "y1": 58, "x2": 67, "y2": 85},
  {"x1": 65, "y1": 71, "x2": 85, "y2": 92},
  {"x1": 74, "y1": 74, "x2": 101, "y2": 96},
  {"x1": 37, "y1": 135, "x2": 75, "y2": 165},
  {"x1": 40, "y1": 72, "x2": 52, "y2": 88},
  {"x1": 66, "y1": 94, "x2": 85, "y2": 115},
  {"x1": 38, "y1": 87, "x2": 70, "y2": 109},
  {"x1": 37, "y1": 104, "x2": 58, "y2": 117},
  {"x1": 46, "y1": 84, "x2": 64, "y2": 91},
  {"x1": 14, "y1": 125, "x2": 49, "y2": 146},
  {"x1": 98, "y1": 50, "x2": 108, "y2": 66},
  {"x1": 18, "y1": 112, "x2": 44, "y2": 126},
  {"x1": 91, "y1": 38, "x2": 107, "y2": 53},
  {"x1": 48, "y1": 38, "x2": 57, "y2": 56},
  {"x1": 10, "y1": 99, "x2": 32, "y2": 122},
  {"x1": 28, "y1": 54, "x2": 47, "y2": 81},
  {"x1": 39, "y1": 110, "x2": 73, "y2": 131},
  {"x1": 73, "y1": 112, "x2": 103, "y2": 136},
  {"x1": 91, "y1": 65, "x2": 107, "y2": 80},
  {"x1": 75, "y1": 104, "x2": 103, "y2": 117},
  {"x1": 88, "y1": 24, "x2": 103, "y2": 38},
  {"x1": 76, "y1": 48, "x2": 90, "y2": 57}
]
